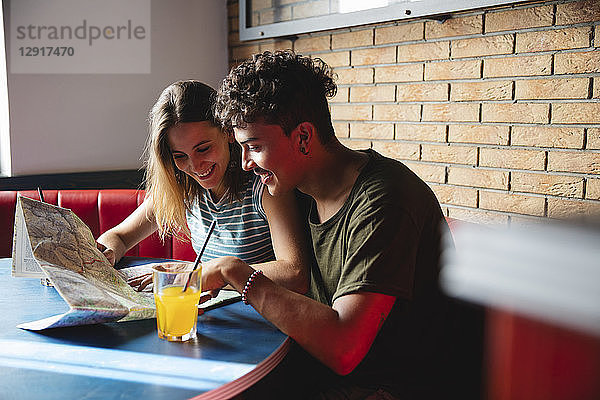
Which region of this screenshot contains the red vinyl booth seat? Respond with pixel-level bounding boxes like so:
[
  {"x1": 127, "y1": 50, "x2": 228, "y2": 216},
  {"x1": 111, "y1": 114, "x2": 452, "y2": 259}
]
[{"x1": 0, "y1": 189, "x2": 196, "y2": 261}]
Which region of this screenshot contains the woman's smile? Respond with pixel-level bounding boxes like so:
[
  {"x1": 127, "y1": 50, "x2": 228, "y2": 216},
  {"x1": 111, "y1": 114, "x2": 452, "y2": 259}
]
[{"x1": 194, "y1": 164, "x2": 216, "y2": 179}]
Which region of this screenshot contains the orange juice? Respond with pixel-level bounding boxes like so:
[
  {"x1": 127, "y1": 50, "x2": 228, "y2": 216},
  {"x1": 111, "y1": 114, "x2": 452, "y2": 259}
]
[{"x1": 155, "y1": 286, "x2": 202, "y2": 339}]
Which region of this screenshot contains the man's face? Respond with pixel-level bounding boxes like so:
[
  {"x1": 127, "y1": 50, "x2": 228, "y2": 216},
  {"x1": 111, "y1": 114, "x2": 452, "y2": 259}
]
[{"x1": 233, "y1": 122, "x2": 300, "y2": 196}]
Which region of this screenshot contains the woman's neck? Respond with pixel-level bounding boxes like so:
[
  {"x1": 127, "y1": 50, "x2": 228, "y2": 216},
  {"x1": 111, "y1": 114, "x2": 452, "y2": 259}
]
[{"x1": 208, "y1": 181, "x2": 227, "y2": 203}]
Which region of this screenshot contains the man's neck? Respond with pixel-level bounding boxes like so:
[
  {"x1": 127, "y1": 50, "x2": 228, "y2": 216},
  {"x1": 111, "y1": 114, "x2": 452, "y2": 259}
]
[{"x1": 299, "y1": 141, "x2": 369, "y2": 223}]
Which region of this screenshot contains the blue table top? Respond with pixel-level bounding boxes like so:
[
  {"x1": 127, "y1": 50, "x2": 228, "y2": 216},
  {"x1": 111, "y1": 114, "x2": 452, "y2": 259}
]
[{"x1": 0, "y1": 257, "x2": 288, "y2": 400}]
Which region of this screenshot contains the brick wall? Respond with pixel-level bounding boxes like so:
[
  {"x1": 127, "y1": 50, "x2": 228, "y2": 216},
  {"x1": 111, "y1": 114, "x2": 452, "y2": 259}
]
[{"x1": 227, "y1": 0, "x2": 600, "y2": 225}]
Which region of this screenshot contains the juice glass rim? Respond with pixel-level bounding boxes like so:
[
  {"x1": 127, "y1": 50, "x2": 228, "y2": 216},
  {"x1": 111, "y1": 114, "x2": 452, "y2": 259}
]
[{"x1": 151, "y1": 263, "x2": 199, "y2": 275}]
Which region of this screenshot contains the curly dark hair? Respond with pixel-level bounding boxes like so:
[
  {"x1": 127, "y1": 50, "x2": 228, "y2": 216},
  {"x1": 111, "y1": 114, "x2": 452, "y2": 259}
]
[{"x1": 216, "y1": 50, "x2": 338, "y2": 144}]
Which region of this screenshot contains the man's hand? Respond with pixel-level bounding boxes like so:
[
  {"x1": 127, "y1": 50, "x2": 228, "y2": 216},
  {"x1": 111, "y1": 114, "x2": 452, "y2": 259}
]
[
  {"x1": 195, "y1": 257, "x2": 248, "y2": 306},
  {"x1": 201, "y1": 256, "x2": 246, "y2": 290}
]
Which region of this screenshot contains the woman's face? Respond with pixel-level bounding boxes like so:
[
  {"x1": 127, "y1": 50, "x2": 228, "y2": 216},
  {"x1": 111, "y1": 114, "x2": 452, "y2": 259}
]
[{"x1": 167, "y1": 121, "x2": 233, "y2": 199}]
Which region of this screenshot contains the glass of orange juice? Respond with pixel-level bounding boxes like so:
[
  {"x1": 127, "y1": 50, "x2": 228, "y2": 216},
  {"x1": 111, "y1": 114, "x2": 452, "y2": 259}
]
[{"x1": 152, "y1": 263, "x2": 202, "y2": 342}]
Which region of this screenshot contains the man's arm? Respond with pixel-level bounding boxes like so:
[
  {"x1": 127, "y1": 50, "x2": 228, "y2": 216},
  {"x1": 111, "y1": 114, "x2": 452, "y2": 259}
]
[
  {"x1": 201, "y1": 191, "x2": 411, "y2": 375},
  {"x1": 203, "y1": 257, "x2": 395, "y2": 375}
]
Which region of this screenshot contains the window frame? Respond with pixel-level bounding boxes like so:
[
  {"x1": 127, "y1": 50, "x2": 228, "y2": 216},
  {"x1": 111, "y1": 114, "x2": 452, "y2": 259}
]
[{"x1": 239, "y1": 0, "x2": 527, "y2": 41}]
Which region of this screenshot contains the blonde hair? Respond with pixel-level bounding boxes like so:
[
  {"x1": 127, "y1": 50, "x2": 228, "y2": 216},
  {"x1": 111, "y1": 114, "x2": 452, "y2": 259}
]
[{"x1": 144, "y1": 80, "x2": 245, "y2": 241}]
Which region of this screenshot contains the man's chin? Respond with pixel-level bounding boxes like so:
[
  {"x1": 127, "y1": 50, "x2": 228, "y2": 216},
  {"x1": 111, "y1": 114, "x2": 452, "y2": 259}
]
[
  {"x1": 266, "y1": 185, "x2": 277, "y2": 196},
  {"x1": 265, "y1": 183, "x2": 283, "y2": 196},
  {"x1": 266, "y1": 183, "x2": 289, "y2": 197}
]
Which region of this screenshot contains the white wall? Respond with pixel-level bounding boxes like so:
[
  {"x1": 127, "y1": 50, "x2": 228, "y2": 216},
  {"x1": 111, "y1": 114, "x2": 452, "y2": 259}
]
[
  {"x1": 3, "y1": 0, "x2": 228, "y2": 176},
  {"x1": 0, "y1": 1, "x2": 10, "y2": 176}
]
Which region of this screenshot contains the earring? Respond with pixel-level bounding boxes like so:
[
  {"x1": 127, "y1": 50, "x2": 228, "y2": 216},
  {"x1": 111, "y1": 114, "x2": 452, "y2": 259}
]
[{"x1": 299, "y1": 146, "x2": 308, "y2": 155}]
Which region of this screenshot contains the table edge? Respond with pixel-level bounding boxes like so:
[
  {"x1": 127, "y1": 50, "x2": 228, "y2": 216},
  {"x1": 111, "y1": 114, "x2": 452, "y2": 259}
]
[{"x1": 189, "y1": 337, "x2": 292, "y2": 400}]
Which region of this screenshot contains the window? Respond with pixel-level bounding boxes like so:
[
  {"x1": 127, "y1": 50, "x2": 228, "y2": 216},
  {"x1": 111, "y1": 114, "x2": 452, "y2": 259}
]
[{"x1": 240, "y1": 0, "x2": 526, "y2": 41}]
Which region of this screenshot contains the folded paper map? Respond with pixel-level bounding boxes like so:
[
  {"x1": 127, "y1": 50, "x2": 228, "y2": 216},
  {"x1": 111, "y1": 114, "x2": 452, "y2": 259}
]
[{"x1": 11, "y1": 195, "x2": 155, "y2": 330}]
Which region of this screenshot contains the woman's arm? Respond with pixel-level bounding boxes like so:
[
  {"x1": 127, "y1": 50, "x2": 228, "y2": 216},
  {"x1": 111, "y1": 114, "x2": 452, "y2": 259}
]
[
  {"x1": 96, "y1": 197, "x2": 159, "y2": 266},
  {"x1": 257, "y1": 189, "x2": 311, "y2": 294}
]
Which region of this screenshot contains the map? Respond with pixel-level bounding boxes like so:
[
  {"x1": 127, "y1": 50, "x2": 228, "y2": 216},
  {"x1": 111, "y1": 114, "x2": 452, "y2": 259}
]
[{"x1": 11, "y1": 196, "x2": 155, "y2": 330}]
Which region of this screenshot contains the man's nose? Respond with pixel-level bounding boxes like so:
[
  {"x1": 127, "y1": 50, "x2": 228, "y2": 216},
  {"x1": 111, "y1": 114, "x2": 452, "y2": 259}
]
[{"x1": 241, "y1": 148, "x2": 255, "y2": 171}]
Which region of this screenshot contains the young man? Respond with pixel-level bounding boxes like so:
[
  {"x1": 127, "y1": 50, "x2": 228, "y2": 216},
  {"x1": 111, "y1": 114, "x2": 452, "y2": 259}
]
[{"x1": 204, "y1": 50, "x2": 458, "y2": 399}]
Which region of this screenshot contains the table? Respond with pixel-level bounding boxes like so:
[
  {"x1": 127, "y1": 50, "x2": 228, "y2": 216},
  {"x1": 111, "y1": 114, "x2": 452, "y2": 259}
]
[{"x1": 0, "y1": 258, "x2": 289, "y2": 400}]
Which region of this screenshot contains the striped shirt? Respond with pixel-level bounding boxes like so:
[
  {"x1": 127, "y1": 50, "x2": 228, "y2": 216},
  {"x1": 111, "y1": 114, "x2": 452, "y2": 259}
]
[{"x1": 186, "y1": 174, "x2": 275, "y2": 264}]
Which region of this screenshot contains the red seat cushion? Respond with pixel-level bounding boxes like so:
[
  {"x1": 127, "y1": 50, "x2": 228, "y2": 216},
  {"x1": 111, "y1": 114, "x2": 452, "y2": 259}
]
[
  {"x1": 0, "y1": 189, "x2": 195, "y2": 260},
  {"x1": 98, "y1": 190, "x2": 140, "y2": 256},
  {"x1": 0, "y1": 191, "x2": 17, "y2": 258},
  {"x1": 173, "y1": 236, "x2": 196, "y2": 262},
  {"x1": 58, "y1": 190, "x2": 101, "y2": 238},
  {"x1": 136, "y1": 191, "x2": 173, "y2": 259}
]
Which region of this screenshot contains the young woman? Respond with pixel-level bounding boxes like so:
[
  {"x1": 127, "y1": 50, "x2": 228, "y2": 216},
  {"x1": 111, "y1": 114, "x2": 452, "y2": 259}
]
[{"x1": 97, "y1": 80, "x2": 309, "y2": 293}]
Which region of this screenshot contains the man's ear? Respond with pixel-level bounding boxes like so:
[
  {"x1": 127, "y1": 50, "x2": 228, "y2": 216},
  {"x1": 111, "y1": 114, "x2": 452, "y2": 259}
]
[{"x1": 294, "y1": 122, "x2": 315, "y2": 155}]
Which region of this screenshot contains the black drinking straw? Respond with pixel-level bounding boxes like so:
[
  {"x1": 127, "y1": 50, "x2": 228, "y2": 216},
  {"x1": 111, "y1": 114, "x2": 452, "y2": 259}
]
[
  {"x1": 37, "y1": 187, "x2": 45, "y2": 203},
  {"x1": 183, "y1": 220, "x2": 216, "y2": 292}
]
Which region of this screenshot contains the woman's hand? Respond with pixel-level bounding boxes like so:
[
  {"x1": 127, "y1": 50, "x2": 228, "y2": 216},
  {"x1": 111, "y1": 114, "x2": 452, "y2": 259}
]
[
  {"x1": 96, "y1": 242, "x2": 116, "y2": 267},
  {"x1": 127, "y1": 271, "x2": 153, "y2": 291},
  {"x1": 125, "y1": 261, "x2": 192, "y2": 292}
]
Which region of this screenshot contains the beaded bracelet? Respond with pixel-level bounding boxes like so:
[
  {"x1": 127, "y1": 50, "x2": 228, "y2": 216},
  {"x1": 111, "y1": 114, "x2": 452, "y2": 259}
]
[{"x1": 241, "y1": 269, "x2": 263, "y2": 305}]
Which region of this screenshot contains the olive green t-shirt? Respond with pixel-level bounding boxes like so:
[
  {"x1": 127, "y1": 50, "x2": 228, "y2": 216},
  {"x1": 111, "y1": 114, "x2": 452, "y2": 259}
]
[{"x1": 307, "y1": 149, "x2": 451, "y2": 396}]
